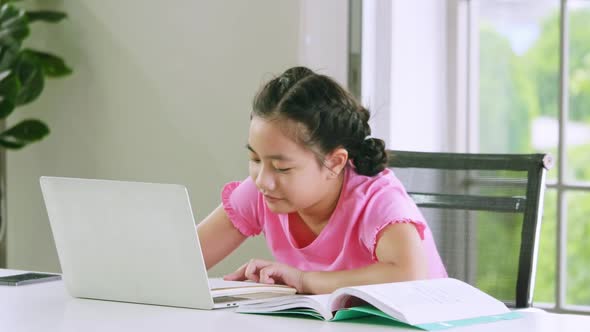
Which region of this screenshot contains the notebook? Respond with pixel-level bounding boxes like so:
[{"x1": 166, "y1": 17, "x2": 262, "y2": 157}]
[{"x1": 39, "y1": 176, "x2": 296, "y2": 309}]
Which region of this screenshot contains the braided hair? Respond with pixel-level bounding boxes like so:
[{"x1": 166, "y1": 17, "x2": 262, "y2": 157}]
[{"x1": 252, "y1": 66, "x2": 387, "y2": 176}]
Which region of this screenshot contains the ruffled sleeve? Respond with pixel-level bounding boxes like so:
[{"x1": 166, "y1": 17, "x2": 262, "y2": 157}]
[
  {"x1": 358, "y1": 177, "x2": 428, "y2": 262},
  {"x1": 367, "y1": 219, "x2": 426, "y2": 261},
  {"x1": 221, "y1": 178, "x2": 263, "y2": 237}
]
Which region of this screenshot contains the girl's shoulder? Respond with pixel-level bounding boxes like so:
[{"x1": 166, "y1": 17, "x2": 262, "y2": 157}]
[{"x1": 344, "y1": 167, "x2": 406, "y2": 200}]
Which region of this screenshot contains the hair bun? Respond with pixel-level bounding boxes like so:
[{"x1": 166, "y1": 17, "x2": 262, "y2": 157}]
[{"x1": 353, "y1": 138, "x2": 388, "y2": 176}]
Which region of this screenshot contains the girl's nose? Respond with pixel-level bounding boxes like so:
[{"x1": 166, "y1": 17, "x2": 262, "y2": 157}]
[{"x1": 255, "y1": 165, "x2": 276, "y2": 193}]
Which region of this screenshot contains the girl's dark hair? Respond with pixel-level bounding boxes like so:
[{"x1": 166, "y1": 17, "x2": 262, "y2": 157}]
[{"x1": 252, "y1": 66, "x2": 387, "y2": 176}]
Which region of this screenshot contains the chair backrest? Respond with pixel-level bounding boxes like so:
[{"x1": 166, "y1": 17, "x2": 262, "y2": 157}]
[{"x1": 387, "y1": 150, "x2": 552, "y2": 308}]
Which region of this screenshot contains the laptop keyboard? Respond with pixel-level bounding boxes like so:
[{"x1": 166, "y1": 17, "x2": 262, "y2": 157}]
[
  {"x1": 213, "y1": 296, "x2": 248, "y2": 304},
  {"x1": 214, "y1": 292, "x2": 294, "y2": 304}
]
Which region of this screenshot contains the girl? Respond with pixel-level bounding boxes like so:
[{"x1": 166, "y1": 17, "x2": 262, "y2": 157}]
[{"x1": 197, "y1": 66, "x2": 447, "y2": 295}]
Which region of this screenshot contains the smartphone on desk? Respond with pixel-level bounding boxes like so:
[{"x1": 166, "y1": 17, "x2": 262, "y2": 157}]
[{"x1": 0, "y1": 272, "x2": 62, "y2": 286}]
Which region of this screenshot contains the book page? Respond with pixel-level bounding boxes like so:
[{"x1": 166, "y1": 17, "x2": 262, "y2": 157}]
[
  {"x1": 237, "y1": 294, "x2": 334, "y2": 320},
  {"x1": 208, "y1": 278, "x2": 293, "y2": 290},
  {"x1": 330, "y1": 278, "x2": 509, "y2": 325}
]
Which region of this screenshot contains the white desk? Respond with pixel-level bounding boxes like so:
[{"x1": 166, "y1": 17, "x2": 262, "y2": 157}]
[{"x1": 1, "y1": 269, "x2": 589, "y2": 332}]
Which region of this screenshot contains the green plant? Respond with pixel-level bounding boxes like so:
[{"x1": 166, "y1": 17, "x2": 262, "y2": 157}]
[{"x1": 0, "y1": 0, "x2": 71, "y2": 149}]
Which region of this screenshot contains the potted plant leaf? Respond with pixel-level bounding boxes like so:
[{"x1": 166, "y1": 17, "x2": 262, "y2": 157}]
[{"x1": 0, "y1": 0, "x2": 72, "y2": 266}]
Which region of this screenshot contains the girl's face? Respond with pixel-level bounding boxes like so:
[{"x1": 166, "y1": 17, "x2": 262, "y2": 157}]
[{"x1": 247, "y1": 116, "x2": 335, "y2": 214}]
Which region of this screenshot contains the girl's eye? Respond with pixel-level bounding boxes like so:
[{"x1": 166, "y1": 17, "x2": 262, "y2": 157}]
[{"x1": 275, "y1": 167, "x2": 292, "y2": 173}]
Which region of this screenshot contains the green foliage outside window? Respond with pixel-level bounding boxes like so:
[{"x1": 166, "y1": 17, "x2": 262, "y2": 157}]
[{"x1": 478, "y1": 9, "x2": 590, "y2": 306}]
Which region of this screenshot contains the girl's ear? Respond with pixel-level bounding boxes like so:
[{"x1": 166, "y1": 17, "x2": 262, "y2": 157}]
[{"x1": 325, "y1": 148, "x2": 348, "y2": 177}]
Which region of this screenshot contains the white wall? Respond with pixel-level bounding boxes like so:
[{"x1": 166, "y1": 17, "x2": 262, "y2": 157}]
[
  {"x1": 6, "y1": 0, "x2": 300, "y2": 276},
  {"x1": 364, "y1": 1, "x2": 448, "y2": 152},
  {"x1": 298, "y1": 0, "x2": 348, "y2": 85},
  {"x1": 390, "y1": 1, "x2": 448, "y2": 152}
]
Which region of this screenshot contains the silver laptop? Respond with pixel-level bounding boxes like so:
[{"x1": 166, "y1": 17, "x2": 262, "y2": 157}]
[{"x1": 40, "y1": 176, "x2": 296, "y2": 309}]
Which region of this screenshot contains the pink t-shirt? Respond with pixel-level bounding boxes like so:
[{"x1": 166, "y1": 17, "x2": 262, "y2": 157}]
[{"x1": 221, "y1": 166, "x2": 447, "y2": 278}]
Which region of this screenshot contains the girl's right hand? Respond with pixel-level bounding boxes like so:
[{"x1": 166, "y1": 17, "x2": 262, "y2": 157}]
[{"x1": 223, "y1": 258, "x2": 305, "y2": 293}]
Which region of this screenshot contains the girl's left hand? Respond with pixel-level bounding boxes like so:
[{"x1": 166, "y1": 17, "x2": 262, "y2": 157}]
[{"x1": 223, "y1": 259, "x2": 305, "y2": 293}]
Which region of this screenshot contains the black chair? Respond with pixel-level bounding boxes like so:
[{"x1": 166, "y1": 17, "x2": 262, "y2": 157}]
[{"x1": 387, "y1": 150, "x2": 552, "y2": 308}]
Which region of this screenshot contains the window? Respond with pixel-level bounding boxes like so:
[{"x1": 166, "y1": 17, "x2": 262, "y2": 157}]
[
  {"x1": 473, "y1": 0, "x2": 590, "y2": 313},
  {"x1": 354, "y1": 0, "x2": 590, "y2": 314}
]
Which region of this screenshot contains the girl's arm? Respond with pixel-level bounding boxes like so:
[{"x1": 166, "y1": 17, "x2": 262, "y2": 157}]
[
  {"x1": 197, "y1": 204, "x2": 247, "y2": 270},
  {"x1": 302, "y1": 223, "x2": 429, "y2": 294},
  {"x1": 224, "y1": 222, "x2": 428, "y2": 294}
]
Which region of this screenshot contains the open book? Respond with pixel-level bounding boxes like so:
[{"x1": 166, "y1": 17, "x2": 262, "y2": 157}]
[
  {"x1": 209, "y1": 278, "x2": 297, "y2": 298},
  {"x1": 236, "y1": 278, "x2": 522, "y2": 330}
]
